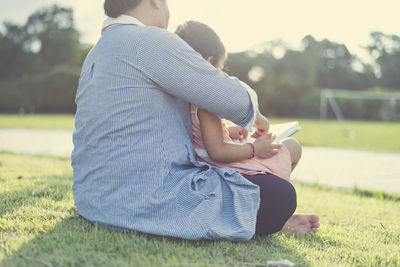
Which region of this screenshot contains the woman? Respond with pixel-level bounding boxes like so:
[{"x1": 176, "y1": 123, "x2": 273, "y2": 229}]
[{"x1": 71, "y1": 0, "x2": 319, "y2": 241}]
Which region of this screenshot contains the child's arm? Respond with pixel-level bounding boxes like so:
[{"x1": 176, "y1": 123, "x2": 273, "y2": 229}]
[
  {"x1": 198, "y1": 109, "x2": 253, "y2": 163},
  {"x1": 198, "y1": 109, "x2": 281, "y2": 163}
]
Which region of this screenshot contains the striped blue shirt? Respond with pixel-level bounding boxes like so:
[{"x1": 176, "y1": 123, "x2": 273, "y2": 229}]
[{"x1": 71, "y1": 18, "x2": 260, "y2": 241}]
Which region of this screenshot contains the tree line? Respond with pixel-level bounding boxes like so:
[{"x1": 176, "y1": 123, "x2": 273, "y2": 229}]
[
  {"x1": 224, "y1": 34, "x2": 400, "y2": 120},
  {"x1": 1, "y1": 5, "x2": 399, "y2": 120},
  {"x1": 0, "y1": 5, "x2": 89, "y2": 114}
]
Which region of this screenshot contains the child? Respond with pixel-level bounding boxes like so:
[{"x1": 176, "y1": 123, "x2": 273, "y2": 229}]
[{"x1": 175, "y1": 21, "x2": 300, "y2": 181}]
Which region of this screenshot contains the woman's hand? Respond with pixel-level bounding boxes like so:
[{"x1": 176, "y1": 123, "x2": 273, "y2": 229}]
[
  {"x1": 251, "y1": 113, "x2": 270, "y2": 138},
  {"x1": 252, "y1": 133, "x2": 282, "y2": 158},
  {"x1": 228, "y1": 126, "x2": 248, "y2": 142}
]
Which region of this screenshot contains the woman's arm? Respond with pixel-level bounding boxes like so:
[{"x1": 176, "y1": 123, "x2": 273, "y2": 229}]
[
  {"x1": 198, "y1": 109, "x2": 253, "y2": 163},
  {"x1": 136, "y1": 27, "x2": 258, "y2": 131}
]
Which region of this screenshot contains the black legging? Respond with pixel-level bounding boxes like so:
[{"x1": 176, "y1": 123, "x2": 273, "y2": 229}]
[{"x1": 242, "y1": 173, "x2": 297, "y2": 236}]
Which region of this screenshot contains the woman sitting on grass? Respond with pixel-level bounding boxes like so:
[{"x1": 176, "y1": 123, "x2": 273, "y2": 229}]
[{"x1": 72, "y1": 0, "x2": 320, "y2": 241}]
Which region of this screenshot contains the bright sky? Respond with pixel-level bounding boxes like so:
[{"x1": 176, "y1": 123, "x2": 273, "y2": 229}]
[{"x1": 1, "y1": 0, "x2": 399, "y2": 60}]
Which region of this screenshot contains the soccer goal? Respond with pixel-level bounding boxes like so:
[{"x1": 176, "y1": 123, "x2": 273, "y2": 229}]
[{"x1": 320, "y1": 88, "x2": 400, "y2": 136}]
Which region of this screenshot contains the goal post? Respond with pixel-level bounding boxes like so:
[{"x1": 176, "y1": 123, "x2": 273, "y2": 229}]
[{"x1": 320, "y1": 88, "x2": 400, "y2": 135}]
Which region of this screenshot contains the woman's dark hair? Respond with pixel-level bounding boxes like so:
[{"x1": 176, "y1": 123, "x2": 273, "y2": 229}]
[
  {"x1": 175, "y1": 21, "x2": 226, "y2": 66},
  {"x1": 104, "y1": 0, "x2": 142, "y2": 18}
]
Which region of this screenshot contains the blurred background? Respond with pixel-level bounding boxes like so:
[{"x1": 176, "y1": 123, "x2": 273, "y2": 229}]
[
  {"x1": 1, "y1": 0, "x2": 400, "y2": 120},
  {"x1": 0, "y1": 0, "x2": 400, "y2": 155}
]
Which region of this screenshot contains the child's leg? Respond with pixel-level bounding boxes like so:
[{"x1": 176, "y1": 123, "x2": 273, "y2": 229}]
[{"x1": 281, "y1": 137, "x2": 302, "y2": 172}]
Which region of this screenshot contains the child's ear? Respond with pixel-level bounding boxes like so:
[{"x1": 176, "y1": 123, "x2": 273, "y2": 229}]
[{"x1": 207, "y1": 56, "x2": 217, "y2": 66}]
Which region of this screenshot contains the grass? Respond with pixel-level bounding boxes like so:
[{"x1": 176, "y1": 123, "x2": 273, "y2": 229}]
[
  {"x1": 0, "y1": 114, "x2": 74, "y2": 130},
  {"x1": 1, "y1": 114, "x2": 400, "y2": 152},
  {"x1": 270, "y1": 118, "x2": 400, "y2": 153},
  {"x1": 0, "y1": 153, "x2": 399, "y2": 267}
]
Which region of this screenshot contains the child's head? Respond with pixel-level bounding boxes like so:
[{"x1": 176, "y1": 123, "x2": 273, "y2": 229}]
[{"x1": 175, "y1": 21, "x2": 226, "y2": 69}]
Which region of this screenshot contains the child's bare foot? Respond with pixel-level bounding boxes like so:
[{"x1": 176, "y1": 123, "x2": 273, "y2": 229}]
[{"x1": 281, "y1": 214, "x2": 320, "y2": 236}]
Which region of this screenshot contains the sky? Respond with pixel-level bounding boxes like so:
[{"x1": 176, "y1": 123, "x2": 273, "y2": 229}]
[{"x1": 1, "y1": 0, "x2": 399, "y2": 60}]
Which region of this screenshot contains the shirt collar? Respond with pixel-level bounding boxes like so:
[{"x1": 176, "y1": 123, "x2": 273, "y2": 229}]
[{"x1": 102, "y1": 14, "x2": 145, "y2": 34}]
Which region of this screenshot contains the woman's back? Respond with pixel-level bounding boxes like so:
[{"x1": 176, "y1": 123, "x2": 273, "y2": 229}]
[{"x1": 72, "y1": 24, "x2": 193, "y2": 218}]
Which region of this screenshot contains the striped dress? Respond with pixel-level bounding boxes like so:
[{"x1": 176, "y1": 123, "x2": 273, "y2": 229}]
[{"x1": 191, "y1": 103, "x2": 292, "y2": 180}]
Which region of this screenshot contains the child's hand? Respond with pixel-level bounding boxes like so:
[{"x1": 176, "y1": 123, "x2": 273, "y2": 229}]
[
  {"x1": 251, "y1": 129, "x2": 266, "y2": 138},
  {"x1": 228, "y1": 126, "x2": 248, "y2": 142},
  {"x1": 252, "y1": 134, "x2": 282, "y2": 158},
  {"x1": 252, "y1": 115, "x2": 270, "y2": 138}
]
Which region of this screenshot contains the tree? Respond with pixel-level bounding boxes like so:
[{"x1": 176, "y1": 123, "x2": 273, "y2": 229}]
[
  {"x1": 224, "y1": 34, "x2": 391, "y2": 119},
  {"x1": 0, "y1": 5, "x2": 88, "y2": 113},
  {"x1": 0, "y1": 23, "x2": 35, "y2": 80},
  {"x1": 367, "y1": 32, "x2": 400, "y2": 89},
  {"x1": 25, "y1": 5, "x2": 82, "y2": 68}
]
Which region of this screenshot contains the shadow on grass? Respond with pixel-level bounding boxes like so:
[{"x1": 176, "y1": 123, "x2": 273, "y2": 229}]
[
  {"x1": 0, "y1": 175, "x2": 72, "y2": 218},
  {"x1": 352, "y1": 188, "x2": 400, "y2": 202},
  {"x1": 1, "y1": 214, "x2": 313, "y2": 266},
  {"x1": 294, "y1": 181, "x2": 400, "y2": 202}
]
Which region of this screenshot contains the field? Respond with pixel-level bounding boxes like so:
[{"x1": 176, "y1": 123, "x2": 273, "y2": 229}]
[
  {"x1": 271, "y1": 118, "x2": 400, "y2": 152},
  {"x1": 0, "y1": 114, "x2": 74, "y2": 130},
  {"x1": 0, "y1": 153, "x2": 399, "y2": 266},
  {"x1": 1, "y1": 114, "x2": 399, "y2": 152}
]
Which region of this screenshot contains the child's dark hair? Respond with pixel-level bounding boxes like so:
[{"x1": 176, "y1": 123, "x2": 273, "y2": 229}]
[{"x1": 175, "y1": 21, "x2": 226, "y2": 66}]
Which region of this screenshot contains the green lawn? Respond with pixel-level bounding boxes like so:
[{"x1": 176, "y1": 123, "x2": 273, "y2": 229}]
[
  {"x1": 1, "y1": 114, "x2": 400, "y2": 152},
  {"x1": 1, "y1": 153, "x2": 399, "y2": 267},
  {"x1": 0, "y1": 114, "x2": 74, "y2": 130},
  {"x1": 270, "y1": 118, "x2": 400, "y2": 153}
]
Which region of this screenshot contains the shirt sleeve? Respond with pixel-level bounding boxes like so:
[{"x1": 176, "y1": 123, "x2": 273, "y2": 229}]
[
  {"x1": 238, "y1": 81, "x2": 258, "y2": 132},
  {"x1": 136, "y1": 27, "x2": 257, "y2": 131}
]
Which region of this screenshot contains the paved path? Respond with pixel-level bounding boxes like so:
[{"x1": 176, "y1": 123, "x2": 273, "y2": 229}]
[
  {"x1": 1, "y1": 128, "x2": 400, "y2": 194},
  {"x1": 292, "y1": 147, "x2": 400, "y2": 194},
  {"x1": 0, "y1": 129, "x2": 73, "y2": 157}
]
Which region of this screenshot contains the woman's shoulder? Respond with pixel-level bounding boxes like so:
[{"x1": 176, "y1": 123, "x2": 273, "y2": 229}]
[
  {"x1": 134, "y1": 27, "x2": 198, "y2": 60},
  {"x1": 137, "y1": 26, "x2": 187, "y2": 47},
  {"x1": 103, "y1": 25, "x2": 183, "y2": 46}
]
